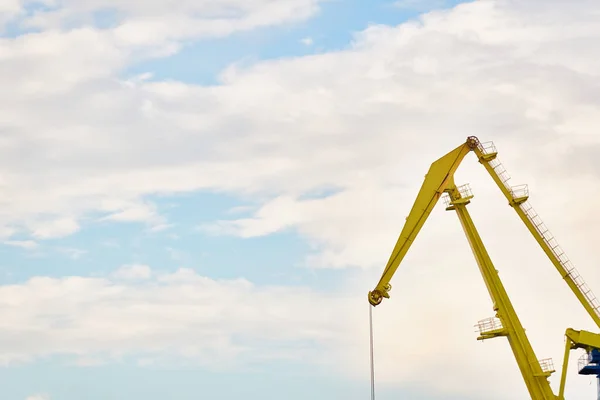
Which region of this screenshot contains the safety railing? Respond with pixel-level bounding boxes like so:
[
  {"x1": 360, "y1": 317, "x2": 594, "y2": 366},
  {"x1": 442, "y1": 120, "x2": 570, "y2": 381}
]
[
  {"x1": 475, "y1": 317, "x2": 503, "y2": 335},
  {"x1": 538, "y1": 358, "x2": 555, "y2": 373}
]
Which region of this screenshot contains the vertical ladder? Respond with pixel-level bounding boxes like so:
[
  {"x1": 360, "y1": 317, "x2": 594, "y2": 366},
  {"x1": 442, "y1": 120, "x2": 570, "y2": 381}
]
[{"x1": 473, "y1": 141, "x2": 600, "y2": 328}]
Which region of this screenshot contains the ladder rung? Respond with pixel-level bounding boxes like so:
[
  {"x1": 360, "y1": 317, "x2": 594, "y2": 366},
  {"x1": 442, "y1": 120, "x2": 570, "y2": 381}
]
[{"x1": 500, "y1": 154, "x2": 600, "y2": 321}]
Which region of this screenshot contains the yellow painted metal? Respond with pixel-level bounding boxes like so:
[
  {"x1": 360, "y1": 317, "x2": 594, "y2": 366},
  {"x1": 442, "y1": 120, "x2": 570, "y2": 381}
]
[
  {"x1": 565, "y1": 329, "x2": 600, "y2": 352},
  {"x1": 446, "y1": 184, "x2": 557, "y2": 400},
  {"x1": 558, "y1": 329, "x2": 600, "y2": 398},
  {"x1": 367, "y1": 136, "x2": 600, "y2": 399},
  {"x1": 473, "y1": 146, "x2": 600, "y2": 329},
  {"x1": 367, "y1": 136, "x2": 479, "y2": 306},
  {"x1": 559, "y1": 333, "x2": 572, "y2": 399},
  {"x1": 557, "y1": 339, "x2": 571, "y2": 400}
]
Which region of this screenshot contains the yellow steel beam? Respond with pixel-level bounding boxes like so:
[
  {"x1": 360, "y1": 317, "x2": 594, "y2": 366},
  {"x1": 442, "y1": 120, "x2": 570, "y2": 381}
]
[
  {"x1": 447, "y1": 185, "x2": 557, "y2": 400},
  {"x1": 473, "y1": 146, "x2": 600, "y2": 329},
  {"x1": 368, "y1": 136, "x2": 479, "y2": 306}
]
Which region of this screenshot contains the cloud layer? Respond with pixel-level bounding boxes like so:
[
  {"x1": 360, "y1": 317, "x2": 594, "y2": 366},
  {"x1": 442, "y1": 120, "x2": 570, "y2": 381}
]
[
  {"x1": 0, "y1": 260, "x2": 596, "y2": 399},
  {"x1": 0, "y1": 266, "x2": 348, "y2": 369},
  {"x1": 1, "y1": 0, "x2": 600, "y2": 241}
]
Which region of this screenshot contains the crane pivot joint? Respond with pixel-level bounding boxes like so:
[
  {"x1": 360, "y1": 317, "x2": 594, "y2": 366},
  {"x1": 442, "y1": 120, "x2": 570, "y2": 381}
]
[
  {"x1": 368, "y1": 284, "x2": 392, "y2": 307},
  {"x1": 466, "y1": 136, "x2": 480, "y2": 149}
]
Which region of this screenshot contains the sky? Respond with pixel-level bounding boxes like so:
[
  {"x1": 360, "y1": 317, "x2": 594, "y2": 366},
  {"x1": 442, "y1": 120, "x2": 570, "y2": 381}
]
[{"x1": 1, "y1": 0, "x2": 600, "y2": 399}]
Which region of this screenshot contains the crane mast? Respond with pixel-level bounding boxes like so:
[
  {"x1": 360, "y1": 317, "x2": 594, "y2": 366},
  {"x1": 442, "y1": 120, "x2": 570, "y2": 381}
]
[
  {"x1": 368, "y1": 136, "x2": 600, "y2": 399},
  {"x1": 445, "y1": 182, "x2": 556, "y2": 399}
]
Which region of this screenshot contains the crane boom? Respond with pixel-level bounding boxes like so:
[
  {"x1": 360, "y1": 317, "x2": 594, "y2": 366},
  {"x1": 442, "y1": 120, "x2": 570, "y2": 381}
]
[
  {"x1": 367, "y1": 136, "x2": 479, "y2": 306},
  {"x1": 472, "y1": 143, "x2": 600, "y2": 328}
]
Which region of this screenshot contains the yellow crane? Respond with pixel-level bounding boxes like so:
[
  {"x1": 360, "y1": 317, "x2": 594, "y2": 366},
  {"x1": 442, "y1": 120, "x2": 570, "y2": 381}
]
[{"x1": 367, "y1": 136, "x2": 600, "y2": 399}]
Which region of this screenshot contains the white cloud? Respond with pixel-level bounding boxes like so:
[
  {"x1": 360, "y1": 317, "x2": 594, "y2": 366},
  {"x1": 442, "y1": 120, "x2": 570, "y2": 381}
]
[
  {"x1": 100, "y1": 200, "x2": 167, "y2": 231},
  {"x1": 394, "y1": 0, "x2": 449, "y2": 11},
  {"x1": 299, "y1": 36, "x2": 313, "y2": 46},
  {"x1": 165, "y1": 247, "x2": 187, "y2": 262},
  {"x1": 29, "y1": 218, "x2": 80, "y2": 239},
  {"x1": 147, "y1": 223, "x2": 173, "y2": 233},
  {"x1": 56, "y1": 247, "x2": 87, "y2": 260},
  {"x1": 25, "y1": 394, "x2": 49, "y2": 400},
  {"x1": 102, "y1": 203, "x2": 158, "y2": 223},
  {"x1": 111, "y1": 264, "x2": 152, "y2": 280},
  {"x1": 3, "y1": 240, "x2": 38, "y2": 249},
  {"x1": 1, "y1": 1, "x2": 598, "y2": 243},
  {"x1": 10, "y1": 0, "x2": 324, "y2": 43},
  {"x1": 0, "y1": 267, "x2": 349, "y2": 371}
]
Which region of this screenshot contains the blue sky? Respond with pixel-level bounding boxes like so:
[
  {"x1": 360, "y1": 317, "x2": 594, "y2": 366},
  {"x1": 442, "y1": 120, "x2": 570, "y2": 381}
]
[
  {"x1": 124, "y1": 0, "x2": 466, "y2": 85},
  {"x1": 2, "y1": 0, "x2": 600, "y2": 399}
]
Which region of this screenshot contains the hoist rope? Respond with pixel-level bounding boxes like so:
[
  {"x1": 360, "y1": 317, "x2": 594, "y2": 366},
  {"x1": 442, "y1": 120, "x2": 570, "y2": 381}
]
[{"x1": 369, "y1": 304, "x2": 375, "y2": 400}]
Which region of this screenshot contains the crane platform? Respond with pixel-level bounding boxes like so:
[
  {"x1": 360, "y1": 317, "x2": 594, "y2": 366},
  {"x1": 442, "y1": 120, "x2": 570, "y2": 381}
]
[{"x1": 579, "y1": 349, "x2": 600, "y2": 376}]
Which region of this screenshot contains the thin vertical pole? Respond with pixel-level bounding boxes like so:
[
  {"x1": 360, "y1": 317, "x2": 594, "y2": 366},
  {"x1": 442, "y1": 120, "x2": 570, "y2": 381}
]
[{"x1": 369, "y1": 304, "x2": 375, "y2": 400}]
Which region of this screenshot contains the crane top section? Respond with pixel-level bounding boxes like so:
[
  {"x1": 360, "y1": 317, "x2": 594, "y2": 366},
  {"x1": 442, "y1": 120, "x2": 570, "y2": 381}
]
[
  {"x1": 368, "y1": 135, "x2": 600, "y2": 330},
  {"x1": 368, "y1": 135, "x2": 480, "y2": 306}
]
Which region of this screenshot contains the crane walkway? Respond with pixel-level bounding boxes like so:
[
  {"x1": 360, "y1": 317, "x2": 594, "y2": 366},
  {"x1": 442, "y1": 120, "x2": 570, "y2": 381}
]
[{"x1": 477, "y1": 141, "x2": 600, "y2": 322}]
